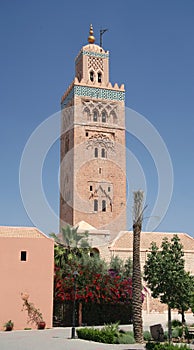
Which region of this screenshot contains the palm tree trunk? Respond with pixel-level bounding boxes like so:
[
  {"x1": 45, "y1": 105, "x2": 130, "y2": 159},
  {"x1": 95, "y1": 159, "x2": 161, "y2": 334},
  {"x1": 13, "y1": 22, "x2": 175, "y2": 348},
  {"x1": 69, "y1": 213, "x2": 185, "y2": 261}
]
[
  {"x1": 132, "y1": 222, "x2": 143, "y2": 343},
  {"x1": 132, "y1": 190, "x2": 144, "y2": 343}
]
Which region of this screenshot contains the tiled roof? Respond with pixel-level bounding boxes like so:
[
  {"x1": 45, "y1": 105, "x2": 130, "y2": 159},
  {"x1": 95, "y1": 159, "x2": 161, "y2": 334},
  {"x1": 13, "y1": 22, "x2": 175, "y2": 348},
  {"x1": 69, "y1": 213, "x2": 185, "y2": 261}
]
[
  {"x1": 75, "y1": 221, "x2": 97, "y2": 231},
  {"x1": 109, "y1": 231, "x2": 194, "y2": 251},
  {"x1": 0, "y1": 226, "x2": 47, "y2": 238}
]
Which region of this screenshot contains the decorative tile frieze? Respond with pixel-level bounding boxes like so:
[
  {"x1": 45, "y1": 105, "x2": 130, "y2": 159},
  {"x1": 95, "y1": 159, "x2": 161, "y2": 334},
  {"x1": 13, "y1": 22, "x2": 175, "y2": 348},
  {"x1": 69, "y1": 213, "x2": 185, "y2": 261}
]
[
  {"x1": 83, "y1": 50, "x2": 109, "y2": 59},
  {"x1": 61, "y1": 85, "x2": 125, "y2": 108},
  {"x1": 76, "y1": 51, "x2": 109, "y2": 64}
]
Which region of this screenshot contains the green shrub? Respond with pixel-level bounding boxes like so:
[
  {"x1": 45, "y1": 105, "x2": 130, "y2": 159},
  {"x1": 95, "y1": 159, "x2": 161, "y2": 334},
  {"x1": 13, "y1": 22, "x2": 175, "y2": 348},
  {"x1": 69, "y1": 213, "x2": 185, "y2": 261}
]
[
  {"x1": 99, "y1": 328, "x2": 116, "y2": 343},
  {"x1": 77, "y1": 324, "x2": 135, "y2": 344},
  {"x1": 77, "y1": 326, "x2": 116, "y2": 344},
  {"x1": 103, "y1": 321, "x2": 120, "y2": 336},
  {"x1": 184, "y1": 326, "x2": 193, "y2": 340},
  {"x1": 171, "y1": 319, "x2": 182, "y2": 328},
  {"x1": 172, "y1": 328, "x2": 179, "y2": 339},
  {"x1": 146, "y1": 342, "x2": 189, "y2": 350},
  {"x1": 172, "y1": 326, "x2": 183, "y2": 338},
  {"x1": 144, "y1": 330, "x2": 152, "y2": 341},
  {"x1": 116, "y1": 332, "x2": 135, "y2": 344},
  {"x1": 145, "y1": 342, "x2": 157, "y2": 350}
]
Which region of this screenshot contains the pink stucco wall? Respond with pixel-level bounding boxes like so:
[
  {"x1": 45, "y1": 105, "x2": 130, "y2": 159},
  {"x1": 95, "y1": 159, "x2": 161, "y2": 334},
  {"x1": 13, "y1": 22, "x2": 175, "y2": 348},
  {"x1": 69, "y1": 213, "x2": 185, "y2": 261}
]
[{"x1": 0, "y1": 231, "x2": 54, "y2": 330}]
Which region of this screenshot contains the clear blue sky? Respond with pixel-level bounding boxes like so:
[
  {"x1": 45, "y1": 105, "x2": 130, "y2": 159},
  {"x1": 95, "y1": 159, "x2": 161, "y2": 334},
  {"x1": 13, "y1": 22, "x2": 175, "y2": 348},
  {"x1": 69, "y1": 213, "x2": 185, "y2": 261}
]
[{"x1": 1, "y1": 1, "x2": 194, "y2": 236}]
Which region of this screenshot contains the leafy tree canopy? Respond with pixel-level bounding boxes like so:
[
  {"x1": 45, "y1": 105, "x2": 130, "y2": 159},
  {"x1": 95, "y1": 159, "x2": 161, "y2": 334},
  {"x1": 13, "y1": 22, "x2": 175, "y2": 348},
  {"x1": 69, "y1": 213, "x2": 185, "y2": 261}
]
[{"x1": 144, "y1": 235, "x2": 194, "y2": 311}]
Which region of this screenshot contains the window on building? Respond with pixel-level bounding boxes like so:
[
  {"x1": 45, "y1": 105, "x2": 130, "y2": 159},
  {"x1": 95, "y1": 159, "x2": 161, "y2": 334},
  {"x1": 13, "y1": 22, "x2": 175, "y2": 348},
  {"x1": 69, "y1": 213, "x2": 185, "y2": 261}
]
[
  {"x1": 94, "y1": 148, "x2": 98, "y2": 158},
  {"x1": 108, "y1": 186, "x2": 110, "y2": 192},
  {"x1": 94, "y1": 199, "x2": 98, "y2": 211},
  {"x1": 90, "y1": 185, "x2": 93, "y2": 191},
  {"x1": 99, "y1": 167, "x2": 102, "y2": 174},
  {"x1": 102, "y1": 111, "x2": 106, "y2": 123},
  {"x1": 21, "y1": 251, "x2": 27, "y2": 261},
  {"x1": 93, "y1": 110, "x2": 98, "y2": 122},
  {"x1": 101, "y1": 148, "x2": 106, "y2": 158},
  {"x1": 90, "y1": 71, "x2": 94, "y2": 82},
  {"x1": 90, "y1": 248, "x2": 100, "y2": 257},
  {"x1": 86, "y1": 131, "x2": 88, "y2": 137},
  {"x1": 98, "y1": 72, "x2": 102, "y2": 83},
  {"x1": 83, "y1": 107, "x2": 90, "y2": 120},
  {"x1": 102, "y1": 200, "x2": 106, "y2": 212}
]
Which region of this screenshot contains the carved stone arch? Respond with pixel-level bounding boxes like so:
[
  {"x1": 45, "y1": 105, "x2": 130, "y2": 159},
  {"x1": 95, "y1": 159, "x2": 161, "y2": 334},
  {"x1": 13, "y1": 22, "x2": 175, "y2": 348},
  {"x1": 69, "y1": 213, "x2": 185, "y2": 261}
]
[
  {"x1": 110, "y1": 110, "x2": 118, "y2": 124},
  {"x1": 101, "y1": 109, "x2": 107, "y2": 123},
  {"x1": 92, "y1": 108, "x2": 99, "y2": 122},
  {"x1": 89, "y1": 70, "x2": 95, "y2": 83},
  {"x1": 83, "y1": 107, "x2": 90, "y2": 121},
  {"x1": 97, "y1": 70, "x2": 103, "y2": 83}
]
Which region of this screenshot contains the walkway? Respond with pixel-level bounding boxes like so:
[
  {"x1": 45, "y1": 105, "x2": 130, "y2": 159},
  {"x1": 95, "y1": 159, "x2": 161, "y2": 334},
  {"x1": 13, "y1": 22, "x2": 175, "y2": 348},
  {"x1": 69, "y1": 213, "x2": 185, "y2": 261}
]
[
  {"x1": 0, "y1": 328, "x2": 144, "y2": 350},
  {"x1": 0, "y1": 312, "x2": 193, "y2": 350}
]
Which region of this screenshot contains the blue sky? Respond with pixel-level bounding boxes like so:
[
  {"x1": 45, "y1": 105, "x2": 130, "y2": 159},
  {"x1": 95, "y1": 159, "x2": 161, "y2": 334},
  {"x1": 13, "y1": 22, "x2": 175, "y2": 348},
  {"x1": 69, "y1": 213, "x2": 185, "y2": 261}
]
[{"x1": 1, "y1": 1, "x2": 194, "y2": 236}]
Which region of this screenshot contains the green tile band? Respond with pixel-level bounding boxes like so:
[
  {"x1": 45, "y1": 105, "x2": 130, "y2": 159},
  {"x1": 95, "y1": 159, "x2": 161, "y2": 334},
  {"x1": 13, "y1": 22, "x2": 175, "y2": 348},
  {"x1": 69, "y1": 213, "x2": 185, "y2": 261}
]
[
  {"x1": 75, "y1": 50, "x2": 109, "y2": 63},
  {"x1": 61, "y1": 85, "x2": 125, "y2": 107},
  {"x1": 82, "y1": 50, "x2": 109, "y2": 59}
]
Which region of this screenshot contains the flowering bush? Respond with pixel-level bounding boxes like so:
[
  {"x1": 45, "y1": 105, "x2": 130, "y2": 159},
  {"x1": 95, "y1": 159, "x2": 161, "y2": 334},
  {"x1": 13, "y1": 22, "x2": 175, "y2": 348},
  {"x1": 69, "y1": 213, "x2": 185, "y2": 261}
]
[
  {"x1": 55, "y1": 267, "x2": 134, "y2": 304},
  {"x1": 53, "y1": 245, "x2": 146, "y2": 307}
]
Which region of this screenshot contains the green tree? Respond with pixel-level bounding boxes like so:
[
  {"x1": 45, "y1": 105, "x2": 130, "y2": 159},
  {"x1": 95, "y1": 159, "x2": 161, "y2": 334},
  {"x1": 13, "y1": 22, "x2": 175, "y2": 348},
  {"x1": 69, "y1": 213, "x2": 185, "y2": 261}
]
[
  {"x1": 132, "y1": 190, "x2": 144, "y2": 343},
  {"x1": 61, "y1": 225, "x2": 89, "y2": 249},
  {"x1": 190, "y1": 289, "x2": 194, "y2": 315},
  {"x1": 144, "y1": 235, "x2": 193, "y2": 342},
  {"x1": 109, "y1": 256, "x2": 124, "y2": 275},
  {"x1": 175, "y1": 272, "x2": 194, "y2": 323},
  {"x1": 50, "y1": 224, "x2": 90, "y2": 264},
  {"x1": 109, "y1": 255, "x2": 133, "y2": 278}
]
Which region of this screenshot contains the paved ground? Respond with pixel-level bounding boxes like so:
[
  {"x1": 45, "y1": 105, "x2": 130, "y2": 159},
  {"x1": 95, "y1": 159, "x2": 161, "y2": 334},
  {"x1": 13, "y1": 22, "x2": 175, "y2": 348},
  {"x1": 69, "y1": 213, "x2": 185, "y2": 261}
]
[
  {"x1": 0, "y1": 328, "x2": 145, "y2": 350},
  {"x1": 0, "y1": 312, "x2": 194, "y2": 350}
]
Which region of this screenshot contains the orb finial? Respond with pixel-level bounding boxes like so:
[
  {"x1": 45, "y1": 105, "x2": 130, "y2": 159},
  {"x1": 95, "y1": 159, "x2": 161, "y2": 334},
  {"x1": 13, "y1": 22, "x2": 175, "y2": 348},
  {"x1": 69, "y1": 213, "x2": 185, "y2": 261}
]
[{"x1": 88, "y1": 24, "x2": 95, "y2": 44}]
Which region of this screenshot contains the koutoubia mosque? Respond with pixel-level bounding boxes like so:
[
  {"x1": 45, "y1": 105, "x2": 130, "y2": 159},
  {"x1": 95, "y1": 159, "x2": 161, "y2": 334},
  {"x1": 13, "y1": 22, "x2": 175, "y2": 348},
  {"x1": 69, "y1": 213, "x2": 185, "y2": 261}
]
[
  {"x1": 1, "y1": 25, "x2": 194, "y2": 330},
  {"x1": 60, "y1": 24, "x2": 126, "y2": 239}
]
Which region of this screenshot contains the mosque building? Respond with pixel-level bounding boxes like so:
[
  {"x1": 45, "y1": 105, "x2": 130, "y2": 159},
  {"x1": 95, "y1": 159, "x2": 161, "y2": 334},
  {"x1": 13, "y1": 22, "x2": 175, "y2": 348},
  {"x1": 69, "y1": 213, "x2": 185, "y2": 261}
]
[{"x1": 0, "y1": 25, "x2": 194, "y2": 329}]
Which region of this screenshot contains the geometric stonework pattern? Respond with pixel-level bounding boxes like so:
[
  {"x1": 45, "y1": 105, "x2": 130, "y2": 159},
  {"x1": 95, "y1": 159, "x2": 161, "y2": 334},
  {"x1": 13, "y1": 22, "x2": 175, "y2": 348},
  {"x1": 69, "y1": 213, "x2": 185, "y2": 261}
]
[
  {"x1": 86, "y1": 133, "x2": 115, "y2": 151},
  {"x1": 88, "y1": 56, "x2": 103, "y2": 71}
]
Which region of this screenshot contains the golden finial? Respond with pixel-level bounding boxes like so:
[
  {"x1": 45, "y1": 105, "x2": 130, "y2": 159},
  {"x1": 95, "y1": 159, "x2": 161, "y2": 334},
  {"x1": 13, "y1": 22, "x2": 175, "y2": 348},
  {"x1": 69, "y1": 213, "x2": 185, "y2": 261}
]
[{"x1": 88, "y1": 24, "x2": 95, "y2": 44}]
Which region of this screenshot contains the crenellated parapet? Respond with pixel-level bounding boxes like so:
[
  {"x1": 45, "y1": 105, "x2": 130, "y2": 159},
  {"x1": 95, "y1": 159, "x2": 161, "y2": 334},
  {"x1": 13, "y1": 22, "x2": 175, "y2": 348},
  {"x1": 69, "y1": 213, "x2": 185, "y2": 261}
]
[{"x1": 61, "y1": 79, "x2": 125, "y2": 107}]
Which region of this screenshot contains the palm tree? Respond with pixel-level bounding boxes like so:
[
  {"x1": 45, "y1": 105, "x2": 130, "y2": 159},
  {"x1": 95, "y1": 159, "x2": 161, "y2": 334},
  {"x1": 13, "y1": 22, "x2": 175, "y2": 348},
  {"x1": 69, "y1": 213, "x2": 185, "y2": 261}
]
[
  {"x1": 50, "y1": 224, "x2": 90, "y2": 263},
  {"x1": 132, "y1": 190, "x2": 144, "y2": 343},
  {"x1": 61, "y1": 225, "x2": 89, "y2": 251}
]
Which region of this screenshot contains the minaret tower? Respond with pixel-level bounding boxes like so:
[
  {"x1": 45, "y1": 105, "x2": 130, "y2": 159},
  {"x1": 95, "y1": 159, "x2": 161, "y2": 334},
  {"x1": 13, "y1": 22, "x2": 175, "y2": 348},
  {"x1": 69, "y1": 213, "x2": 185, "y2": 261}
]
[{"x1": 60, "y1": 25, "x2": 126, "y2": 238}]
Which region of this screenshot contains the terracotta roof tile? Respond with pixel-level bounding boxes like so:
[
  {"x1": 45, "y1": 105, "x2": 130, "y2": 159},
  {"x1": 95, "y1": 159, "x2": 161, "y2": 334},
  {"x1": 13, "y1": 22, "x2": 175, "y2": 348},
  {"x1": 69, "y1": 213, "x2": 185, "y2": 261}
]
[
  {"x1": 109, "y1": 231, "x2": 194, "y2": 251},
  {"x1": 0, "y1": 226, "x2": 47, "y2": 238}
]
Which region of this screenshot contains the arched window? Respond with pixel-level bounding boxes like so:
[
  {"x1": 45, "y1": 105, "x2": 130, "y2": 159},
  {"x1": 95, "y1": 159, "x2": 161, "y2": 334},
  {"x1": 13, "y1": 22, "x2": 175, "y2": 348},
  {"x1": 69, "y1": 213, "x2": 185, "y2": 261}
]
[
  {"x1": 94, "y1": 148, "x2": 98, "y2": 158},
  {"x1": 83, "y1": 107, "x2": 90, "y2": 121},
  {"x1": 101, "y1": 148, "x2": 106, "y2": 158},
  {"x1": 102, "y1": 111, "x2": 106, "y2": 123},
  {"x1": 90, "y1": 71, "x2": 94, "y2": 82},
  {"x1": 102, "y1": 200, "x2": 106, "y2": 212},
  {"x1": 98, "y1": 72, "x2": 102, "y2": 83},
  {"x1": 110, "y1": 110, "x2": 117, "y2": 124},
  {"x1": 93, "y1": 110, "x2": 98, "y2": 122},
  {"x1": 94, "y1": 199, "x2": 98, "y2": 212},
  {"x1": 90, "y1": 248, "x2": 100, "y2": 257}
]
